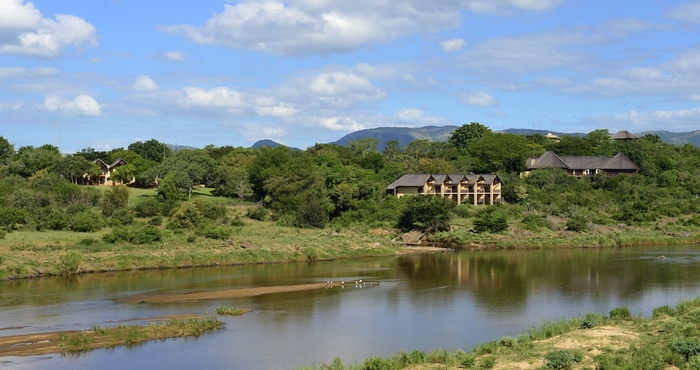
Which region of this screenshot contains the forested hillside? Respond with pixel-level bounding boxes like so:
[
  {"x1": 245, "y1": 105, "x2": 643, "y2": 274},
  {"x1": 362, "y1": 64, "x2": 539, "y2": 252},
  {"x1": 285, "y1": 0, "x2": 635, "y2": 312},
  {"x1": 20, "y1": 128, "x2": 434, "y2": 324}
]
[{"x1": 1, "y1": 124, "x2": 700, "y2": 239}]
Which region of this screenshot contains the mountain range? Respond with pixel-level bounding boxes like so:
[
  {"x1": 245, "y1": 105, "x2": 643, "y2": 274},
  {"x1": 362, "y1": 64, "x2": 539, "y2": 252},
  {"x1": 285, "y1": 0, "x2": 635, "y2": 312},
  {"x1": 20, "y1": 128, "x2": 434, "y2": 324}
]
[{"x1": 248, "y1": 126, "x2": 700, "y2": 150}]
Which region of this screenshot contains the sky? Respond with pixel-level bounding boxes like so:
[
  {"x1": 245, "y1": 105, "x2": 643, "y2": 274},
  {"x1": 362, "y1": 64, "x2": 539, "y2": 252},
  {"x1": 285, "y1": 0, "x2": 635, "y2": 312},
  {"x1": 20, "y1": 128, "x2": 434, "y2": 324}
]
[{"x1": 1, "y1": 0, "x2": 699, "y2": 153}]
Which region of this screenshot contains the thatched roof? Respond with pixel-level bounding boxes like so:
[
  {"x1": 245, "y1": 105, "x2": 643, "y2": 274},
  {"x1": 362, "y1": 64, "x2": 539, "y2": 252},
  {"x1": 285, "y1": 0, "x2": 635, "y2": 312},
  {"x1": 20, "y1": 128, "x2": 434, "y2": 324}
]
[
  {"x1": 386, "y1": 174, "x2": 431, "y2": 190},
  {"x1": 527, "y1": 151, "x2": 638, "y2": 171},
  {"x1": 611, "y1": 130, "x2": 638, "y2": 140}
]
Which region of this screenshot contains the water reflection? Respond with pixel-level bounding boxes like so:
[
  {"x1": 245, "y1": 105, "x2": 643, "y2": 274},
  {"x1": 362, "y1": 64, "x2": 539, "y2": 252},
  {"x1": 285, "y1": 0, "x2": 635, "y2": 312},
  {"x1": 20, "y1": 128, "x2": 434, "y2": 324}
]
[{"x1": 2, "y1": 245, "x2": 700, "y2": 370}]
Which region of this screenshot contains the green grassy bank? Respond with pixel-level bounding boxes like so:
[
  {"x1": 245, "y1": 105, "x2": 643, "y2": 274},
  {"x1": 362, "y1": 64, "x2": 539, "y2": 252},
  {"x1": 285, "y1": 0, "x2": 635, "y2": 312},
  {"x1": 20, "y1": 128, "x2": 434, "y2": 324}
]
[{"x1": 296, "y1": 297, "x2": 700, "y2": 370}]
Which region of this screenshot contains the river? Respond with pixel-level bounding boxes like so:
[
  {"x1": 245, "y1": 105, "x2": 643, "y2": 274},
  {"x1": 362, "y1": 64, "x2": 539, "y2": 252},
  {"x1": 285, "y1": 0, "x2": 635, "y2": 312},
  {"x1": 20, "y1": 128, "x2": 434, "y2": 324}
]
[{"x1": 2, "y1": 245, "x2": 700, "y2": 369}]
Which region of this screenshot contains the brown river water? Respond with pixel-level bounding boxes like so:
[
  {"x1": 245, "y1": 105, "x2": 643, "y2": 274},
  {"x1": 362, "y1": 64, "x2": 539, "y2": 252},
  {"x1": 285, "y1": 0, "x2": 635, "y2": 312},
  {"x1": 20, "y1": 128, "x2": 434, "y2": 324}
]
[{"x1": 2, "y1": 245, "x2": 700, "y2": 369}]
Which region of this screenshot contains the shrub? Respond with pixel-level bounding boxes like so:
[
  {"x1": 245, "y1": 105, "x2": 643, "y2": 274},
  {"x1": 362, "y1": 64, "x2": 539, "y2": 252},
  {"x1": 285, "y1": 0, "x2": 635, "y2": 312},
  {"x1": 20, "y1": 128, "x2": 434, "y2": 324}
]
[
  {"x1": 148, "y1": 216, "x2": 163, "y2": 226},
  {"x1": 132, "y1": 197, "x2": 162, "y2": 218},
  {"x1": 672, "y1": 342, "x2": 700, "y2": 361},
  {"x1": 200, "y1": 226, "x2": 232, "y2": 240},
  {"x1": 101, "y1": 185, "x2": 130, "y2": 216},
  {"x1": 167, "y1": 202, "x2": 203, "y2": 229},
  {"x1": 397, "y1": 195, "x2": 455, "y2": 233},
  {"x1": 109, "y1": 208, "x2": 135, "y2": 226},
  {"x1": 102, "y1": 224, "x2": 162, "y2": 244},
  {"x1": 198, "y1": 201, "x2": 227, "y2": 221},
  {"x1": 230, "y1": 216, "x2": 245, "y2": 227},
  {"x1": 473, "y1": 208, "x2": 508, "y2": 234},
  {"x1": 215, "y1": 306, "x2": 245, "y2": 316},
  {"x1": 71, "y1": 210, "x2": 102, "y2": 232},
  {"x1": 33, "y1": 207, "x2": 69, "y2": 231},
  {"x1": 521, "y1": 213, "x2": 550, "y2": 232},
  {"x1": 566, "y1": 215, "x2": 588, "y2": 232},
  {"x1": 58, "y1": 250, "x2": 83, "y2": 276},
  {"x1": 295, "y1": 200, "x2": 329, "y2": 229},
  {"x1": 580, "y1": 313, "x2": 598, "y2": 329},
  {"x1": 0, "y1": 229, "x2": 5, "y2": 239},
  {"x1": 246, "y1": 206, "x2": 267, "y2": 221},
  {"x1": 361, "y1": 356, "x2": 390, "y2": 370},
  {"x1": 544, "y1": 349, "x2": 582, "y2": 369},
  {"x1": 609, "y1": 306, "x2": 633, "y2": 320},
  {"x1": 652, "y1": 305, "x2": 676, "y2": 318}
]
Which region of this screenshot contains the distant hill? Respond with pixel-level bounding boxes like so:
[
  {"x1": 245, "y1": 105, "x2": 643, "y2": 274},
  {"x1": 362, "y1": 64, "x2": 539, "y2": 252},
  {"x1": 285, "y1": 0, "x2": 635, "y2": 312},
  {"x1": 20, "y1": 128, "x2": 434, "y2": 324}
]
[
  {"x1": 500, "y1": 129, "x2": 587, "y2": 138},
  {"x1": 333, "y1": 125, "x2": 458, "y2": 149},
  {"x1": 637, "y1": 130, "x2": 700, "y2": 147},
  {"x1": 251, "y1": 139, "x2": 300, "y2": 151},
  {"x1": 167, "y1": 143, "x2": 197, "y2": 151}
]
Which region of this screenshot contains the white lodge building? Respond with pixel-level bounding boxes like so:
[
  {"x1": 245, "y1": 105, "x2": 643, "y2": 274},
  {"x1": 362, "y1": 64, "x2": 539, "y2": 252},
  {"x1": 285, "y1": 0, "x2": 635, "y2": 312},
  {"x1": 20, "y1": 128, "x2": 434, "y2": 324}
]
[{"x1": 386, "y1": 174, "x2": 502, "y2": 205}]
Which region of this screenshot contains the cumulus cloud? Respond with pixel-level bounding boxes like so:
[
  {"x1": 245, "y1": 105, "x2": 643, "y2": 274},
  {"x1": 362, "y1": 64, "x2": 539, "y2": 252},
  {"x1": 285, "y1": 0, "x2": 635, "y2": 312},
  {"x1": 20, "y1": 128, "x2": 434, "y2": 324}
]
[
  {"x1": 177, "y1": 87, "x2": 244, "y2": 110},
  {"x1": 667, "y1": 1, "x2": 700, "y2": 23},
  {"x1": 0, "y1": 101, "x2": 23, "y2": 110},
  {"x1": 161, "y1": 0, "x2": 562, "y2": 56},
  {"x1": 163, "y1": 51, "x2": 185, "y2": 61},
  {"x1": 439, "y1": 38, "x2": 466, "y2": 52},
  {"x1": 41, "y1": 94, "x2": 101, "y2": 116},
  {"x1": 461, "y1": 92, "x2": 499, "y2": 107},
  {"x1": 589, "y1": 108, "x2": 700, "y2": 132},
  {"x1": 392, "y1": 108, "x2": 450, "y2": 126},
  {"x1": 0, "y1": 0, "x2": 97, "y2": 57},
  {"x1": 132, "y1": 75, "x2": 159, "y2": 92},
  {"x1": 0, "y1": 66, "x2": 60, "y2": 80},
  {"x1": 308, "y1": 71, "x2": 386, "y2": 108},
  {"x1": 254, "y1": 96, "x2": 299, "y2": 117}
]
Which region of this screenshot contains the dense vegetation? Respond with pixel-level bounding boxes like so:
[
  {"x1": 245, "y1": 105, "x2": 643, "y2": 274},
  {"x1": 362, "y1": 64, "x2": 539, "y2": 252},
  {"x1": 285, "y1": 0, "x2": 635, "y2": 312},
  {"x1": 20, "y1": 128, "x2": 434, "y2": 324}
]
[{"x1": 2, "y1": 124, "x2": 700, "y2": 239}]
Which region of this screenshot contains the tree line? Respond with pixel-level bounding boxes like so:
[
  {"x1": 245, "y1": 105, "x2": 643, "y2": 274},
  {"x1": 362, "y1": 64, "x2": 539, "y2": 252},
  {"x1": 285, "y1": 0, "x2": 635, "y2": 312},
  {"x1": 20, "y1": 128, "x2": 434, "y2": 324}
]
[{"x1": 1, "y1": 123, "x2": 699, "y2": 235}]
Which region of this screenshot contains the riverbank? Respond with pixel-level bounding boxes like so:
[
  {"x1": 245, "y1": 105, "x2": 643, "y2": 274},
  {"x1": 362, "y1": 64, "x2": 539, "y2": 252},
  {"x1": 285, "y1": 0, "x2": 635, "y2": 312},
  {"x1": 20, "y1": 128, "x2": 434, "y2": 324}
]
[
  {"x1": 296, "y1": 296, "x2": 700, "y2": 369},
  {"x1": 0, "y1": 317, "x2": 223, "y2": 357},
  {"x1": 1, "y1": 214, "x2": 698, "y2": 280}
]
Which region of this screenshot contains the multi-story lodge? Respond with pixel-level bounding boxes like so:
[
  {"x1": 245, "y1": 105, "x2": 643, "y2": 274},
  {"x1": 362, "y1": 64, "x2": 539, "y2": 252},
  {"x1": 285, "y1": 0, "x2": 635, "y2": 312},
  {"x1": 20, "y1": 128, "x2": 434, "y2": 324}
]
[{"x1": 386, "y1": 174, "x2": 502, "y2": 205}]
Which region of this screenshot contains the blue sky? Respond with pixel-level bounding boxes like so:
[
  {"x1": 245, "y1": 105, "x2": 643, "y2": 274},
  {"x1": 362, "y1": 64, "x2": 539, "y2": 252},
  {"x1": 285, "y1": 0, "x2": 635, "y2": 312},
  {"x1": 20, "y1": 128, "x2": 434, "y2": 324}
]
[{"x1": 1, "y1": 0, "x2": 699, "y2": 153}]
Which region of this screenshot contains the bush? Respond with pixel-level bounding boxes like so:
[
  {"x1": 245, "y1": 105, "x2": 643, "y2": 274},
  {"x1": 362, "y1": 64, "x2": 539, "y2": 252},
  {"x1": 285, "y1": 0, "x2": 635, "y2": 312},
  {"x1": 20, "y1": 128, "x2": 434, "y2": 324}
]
[
  {"x1": 215, "y1": 306, "x2": 245, "y2": 316},
  {"x1": 71, "y1": 210, "x2": 102, "y2": 232},
  {"x1": 566, "y1": 215, "x2": 588, "y2": 232},
  {"x1": 102, "y1": 224, "x2": 162, "y2": 244},
  {"x1": 200, "y1": 226, "x2": 232, "y2": 240},
  {"x1": 521, "y1": 213, "x2": 550, "y2": 232},
  {"x1": 34, "y1": 207, "x2": 69, "y2": 231},
  {"x1": 58, "y1": 250, "x2": 83, "y2": 276},
  {"x1": 167, "y1": 202, "x2": 203, "y2": 229},
  {"x1": 397, "y1": 195, "x2": 455, "y2": 233},
  {"x1": 101, "y1": 185, "x2": 130, "y2": 216},
  {"x1": 672, "y1": 342, "x2": 700, "y2": 361},
  {"x1": 473, "y1": 208, "x2": 508, "y2": 234},
  {"x1": 132, "y1": 197, "x2": 163, "y2": 218},
  {"x1": 148, "y1": 215, "x2": 163, "y2": 226},
  {"x1": 198, "y1": 201, "x2": 227, "y2": 221},
  {"x1": 544, "y1": 349, "x2": 582, "y2": 369},
  {"x1": 580, "y1": 313, "x2": 598, "y2": 329},
  {"x1": 108, "y1": 208, "x2": 135, "y2": 226},
  {"x1": 246, "y1": 206, "x2": 268, "y2": 221},
  {"x1": 295, "y1": 200, "x2": 329, "y2": 229},
  {"x1": 609, "y1": 306, "x2": 633, "y2": 320},
  {"x1": 230, "y1": 216, "x2": 245, "y2": 227},
  {"x1": 652, "y1": 305, "x2": 676, "y2": 318}
]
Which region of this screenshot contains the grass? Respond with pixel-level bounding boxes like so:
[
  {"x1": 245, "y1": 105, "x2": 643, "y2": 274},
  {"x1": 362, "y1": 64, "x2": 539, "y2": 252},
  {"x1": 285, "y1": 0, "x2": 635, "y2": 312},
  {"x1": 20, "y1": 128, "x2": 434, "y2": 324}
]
[
  {"x1": 295, "y1": 297, "x2": 700, "y2": 369},
  {"x1": 215, "y1": 306, "x2": 249, "y2": 316},
  {"x1": 58, "y1": 318, "x2": 223, "y2": 352}
]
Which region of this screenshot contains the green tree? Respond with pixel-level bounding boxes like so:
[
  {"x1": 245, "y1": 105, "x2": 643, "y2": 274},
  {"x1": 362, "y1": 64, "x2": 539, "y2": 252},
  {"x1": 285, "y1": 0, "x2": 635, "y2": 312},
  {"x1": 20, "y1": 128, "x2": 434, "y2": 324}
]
[
  {"x1": 469, "y1": 133, "x2": 530, "y2": 173},
  {"x1": 154, "y1": 149, "x2": 215, "y2": 198},
  {"x1": 52, "y1": 155, "x2": 100, "y2": 184},
  {"x1": 397, "y1": 195, "x2": 455, "y2": 233},
  {"x1": 449, "y1": 122, "x2": 492, "y2": 153},
  {"x1": 473, "y1": 208, "x2": 508, "y2": 233},
  {"x1": 128, "y1": 139, "x2": 170, "y2": 162},
  {"x1": 0, "y1": 136, "x2": 15, "y2": 164},
  {"x1": 101, "y1": 185, "x2": 130, "y2": 216}
]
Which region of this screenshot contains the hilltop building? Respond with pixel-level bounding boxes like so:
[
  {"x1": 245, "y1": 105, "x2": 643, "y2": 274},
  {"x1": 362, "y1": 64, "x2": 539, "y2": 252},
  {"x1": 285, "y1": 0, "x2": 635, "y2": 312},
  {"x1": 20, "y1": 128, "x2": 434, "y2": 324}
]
[{"x1": 525, "y1": 151, "x2": 638, "y2": 177}]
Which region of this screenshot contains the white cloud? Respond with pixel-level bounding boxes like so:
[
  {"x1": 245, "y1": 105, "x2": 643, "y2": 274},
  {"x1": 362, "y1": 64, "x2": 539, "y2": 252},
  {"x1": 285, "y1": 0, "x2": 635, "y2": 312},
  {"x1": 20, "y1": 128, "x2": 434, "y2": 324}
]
[
  {"x1": 316, "y1": 116, "x2": 365, "y2": 131},
  {"x1": 0, "y1": 0, "x2": 97, "y2": 57},
  {"x1": 240, "y1": 123, "x2": 288, "y2": 143},
  {"x1": 439, "y1": 38, "x2": 466, "y2": 53},
  {"x1": 254, "y1": 96, "x2": 299, "y2": 117},
  {"x1": 308, "y1": 71, "x2": 386, "y2": 108},
  {"x1": 178, "y1": 87, "x2": 244, "y2": 110},
  {"x1": 89, "y1": 57, "x2": 105, "y2": 64},
  {"x1": 0, "y1": 101, "x2": 23, "y2": 110},
  {"x1": 161, "y1": 1, "x2": 562, "y2": 56},
  {"x1": 461, "y1": 92, "x2": 499, "y2": 107},
  {"x1": 689, "y1": 94, "x2": 700, "y2": 102},
  {"x1": 392, "y1": 108, "x2": 449, "y2": 126},
  {"x1": 132, "y1": 75, "x2": 159, "y2": 92},
  {"x1": 667, "y1": 1, "x2": 700, "y2": 23},
  {"x1": 41, "y1": 94, "x2": 101, "y2": 116},
  {"x1": 590, "y1": 108, "x2": 700, "y2": 132},
  {"x1": 0, "y1": 66, "x2": 60, "y2": 80},
  {"x1": 163, "y1": 51, "x2": 185, "y2": 61}
]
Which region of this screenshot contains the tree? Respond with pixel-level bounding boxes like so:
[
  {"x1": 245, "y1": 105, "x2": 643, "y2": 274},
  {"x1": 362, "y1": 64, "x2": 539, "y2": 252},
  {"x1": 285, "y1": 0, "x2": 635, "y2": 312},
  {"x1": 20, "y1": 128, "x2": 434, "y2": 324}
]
[
  {"x1": 469, "y1": 133, "x2": 530, "y2": 173},
  {"x1": 128, "y1": 139, "x2": 170, "y2": 162},
  {"x1": 0, "y1": 136, "x2": 15, "y2": 164},
  {"x1": 101, "y1": 185, "x2": 130, "y2": 216},
  {"x1": 52, "y1": 155, "x2": 100, "y2": 184},
  {"x1": 397, "y1": 195, "x2": 455, "y2": 233},
  {"x1": 449, "y1": 122, "x2": 492, "y2": 153},
  {"x1": 154, "y1": 149, "x2": 215, "y2": 198},
  {"x1": 473, "y1": 208, "x2": 508, "y2": 233}
]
